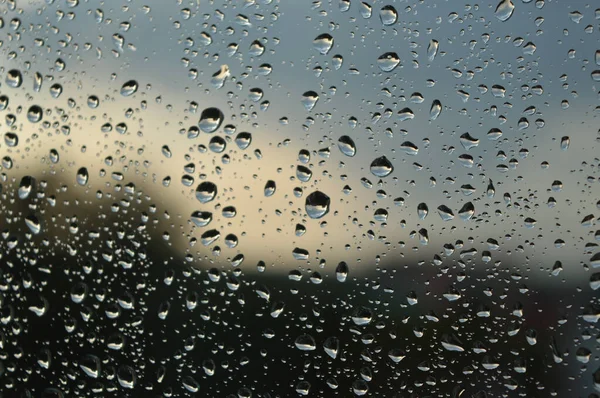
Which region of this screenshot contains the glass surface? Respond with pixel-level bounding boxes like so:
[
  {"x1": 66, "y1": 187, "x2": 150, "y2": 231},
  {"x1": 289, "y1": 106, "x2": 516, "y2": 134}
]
[{"x1": 0, "y1": 0, "x2": 599, "y2": 396}]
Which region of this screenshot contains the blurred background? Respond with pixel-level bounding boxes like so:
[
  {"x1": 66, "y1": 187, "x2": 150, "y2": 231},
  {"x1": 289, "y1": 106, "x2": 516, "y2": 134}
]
[{"x1": 0, "y1": 0, "x2": 599, "y2": 396}]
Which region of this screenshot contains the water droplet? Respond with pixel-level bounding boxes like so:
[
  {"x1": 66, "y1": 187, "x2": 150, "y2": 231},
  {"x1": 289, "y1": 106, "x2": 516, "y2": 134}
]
[
  {"x1": 427, "y1": 39, "x2": 439, "y2": 61},
  {"x1": 495, "y1": 0, "x2": 515, "y2": 21},
  {"x1": 301, "y1": 91, "x2": 319, "y2": 111},
  {"x1": 0, "y1": 95, "x2": 8, "y2": 110},
  {"x1": 332, "y1": 54, "x2": 343, "y2": 70},
  {"x1": 195, "y1": 182, "x2": 217, "y2": 203},
  {"x1": 437, "y1": 205, "x2": 455, "y2": 221},
  {"x1": 338, "y1": 135, "x2": 357, "y2": 157},
  {"x1": 120, "y1": 80, "x2": 138, "y2": 96},
  {"x1": 5, "y1": 69, "x2": 22, "y2": 88},
  {"x1": 25, "y1": 214, "x2": 42, "y2": 234},
  {"x1": 377, "y1": 52, "x2": 400, "y2": 72},
  {"x1": 339, "y1": 0, "x2": 350, "y2": 12},
  {"x1": 323, "y1": 336, "x2": 340, "y2": 359},
  {"x1": 397, "y1": 108, "x2": 415, "y2": 121},
  {"x1": 460, "y1": 133, "x2": 480, "y2": 150},
  {"x1": 80, "y1": 354, "x2": 101, "y2": 378},
  {"x1": 335, "y1": 262, "x2": 349, "y2": 282},
  {"x1": 182, "y1": 376, "x2": 199, "y2": 392},
  {"x1": 191, "y1": 211, "x2": 213, "y2": 227},
  {"x1": 249, "y1": 40, "x2": 265, "y2": 56},
  {"x1": 351, "y1": 307, "x2": 373, "y2": 325},
  {"x1": 199, "y1": 107, "x2": 224, "y2": 133},
  {"x1": 50, "y1": 83, "x2": 63, "y2": 98},
  {"x1": 429, "y1": 99, "x2": 442, "y2": 120},
  {"x1": 117, "y1": 365, "x2": 136, "y2": 389},
  {"x1": 379, "y1": 5, "x2": 397, "y2": 25},
  {"x1": 87, "y1": 95, "x2": 100, "y2": 108},
  {"x1": 264, "y1": 180, "x2": 277, "y2": 197},
  {"x1": 248, "y1": 87, "x2": 264, "y2": 102},
  {"x1": 458, "y1": 202, "x2": 475, "y2": 220},
  {"x1": 76, "y1": 167, "x2": 89, "y2": 186},
  {"x1": 370, "y1": 156, "x2": 393, "y2": 177},
  {"x1": 18, "y1": 176, "x2": 34, "y2": 199},
  {"x1": 27, "y1": 105, "x2": 43, "y2": 123},
  {"x1": 235, "y1": 132, "x2": 252, "y2": 149},
  {"x1": 359, "y1": 1, "x2": 372, "y2": 18},
  {"x1": 305, "y1": 191, "x2": 330, "y2": 219},
  {"x1": 441, "y1": 334, "x2": 464, "y2": 352},
  {"x1": 399, "y1": 141, "x2": 418, "y2": 155},
  {"x1": 313, "y1": 33, "x2": 334, "y2": 55},
  {"x1": 4, "y1": 132, "x2": 18, "y2": 147},
  {"x1": 295, "y1": 334, "x2": 316, "y2": 350},
  {"x1": 296, "y1": 165, "x2": 313, "y2": 182}
]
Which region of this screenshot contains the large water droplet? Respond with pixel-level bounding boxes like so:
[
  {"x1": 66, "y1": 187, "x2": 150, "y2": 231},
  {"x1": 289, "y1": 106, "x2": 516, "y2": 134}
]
[
  {"x1": 249, "y1": 40, "x2": 265, "y2": 56},
  {"x1": 305, "y1": 191, "x2": 330, "y2": 219},
  {"x1": 379, "y1": 5, "x2": 397, "y2": 25},
  {"x1": 313, "y1": 33, "x2": 334, "y2": 55},
  {"x1": 351, "y1": 307, "x2": 373, "y2": 325},
  {"x1": 120, "y1": 80, "x2": 138, "y2": 96},
  {"x1": 335, "y1": 261, "x2": 349, "y2": 282},
  {"x1": 323, "y1": 336, "x2": 340, "y2": 359},
  {"x1": 429, "y1": 99, "x2": 442, "y2": 120},
  {"x1": 80, "y1": 354, "x2": 101, "y2": 378},
  {"x1": 495, "y1": 0, "x2": 515, "y2": 21},
  {"x1": 338, "y1": 135, "x2": 357, "y2": 157},
  {"x1": 4, "y1": 133, "x2": 18, "y2": 147},
  {"x1": 264, "y1": 180, "x2": 277, "y2": 197},
  {"x1": 370, "y1": 156, "x2": 393, "y2": 177},
  {"x1": 199, "y1": 107, "x2": 224, "y2": 133},
  {"x1": 295, "y1": 334, "x2": 316, "y2": 351},
  {"x1": 5, "y1": 69, "x2": 22, "y2": 88},
  {"x1": 76, "y1": 167, "x2": 89, "y2": 186},
  {"x1": 427, "y1": 39, "x2": 439, "y2": 61},
  {"x1": 195, "y1": 182, "x2": 217, "y2": 203},
  {"x1": 377, "y1": 52, "x2": 400, "y2": 72},
  {"x1": 27, "y1": 105, "x2": 43, "y2": 123},
  {"x1": 301, "y1": 91, "x2": 319, "y2": 111}
]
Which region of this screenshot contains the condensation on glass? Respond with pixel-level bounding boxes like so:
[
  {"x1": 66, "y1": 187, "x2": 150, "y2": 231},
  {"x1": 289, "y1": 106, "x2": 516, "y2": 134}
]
[{"x1": 0, "y1": 0, "x2": 599, "y2": 397}]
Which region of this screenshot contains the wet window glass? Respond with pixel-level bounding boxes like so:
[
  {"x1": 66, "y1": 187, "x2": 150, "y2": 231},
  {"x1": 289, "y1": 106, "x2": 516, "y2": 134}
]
[{"x1": 0, "y1": 0, "x2": 599, "y2": 397}]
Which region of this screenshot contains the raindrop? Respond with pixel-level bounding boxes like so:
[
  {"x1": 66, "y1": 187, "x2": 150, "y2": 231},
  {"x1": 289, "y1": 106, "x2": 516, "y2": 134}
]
[
  {"x1": 76, "y1": 167, "x2": 89, "y2": 186},
  {"x1": 305, "y1": 191, "x2": 330, "y2": 219},
  {"x1": 379, "y1": 5, "x2": 397, "y2": 25},
  {"x1": 323, "y1": 336, "x2": 340, "y2": 359},
  {"x1": 195, "y1": 182, "x2": 218, "y2": 203},
  {"x1": 5, "y1": 69, "x2": 23, "y2": 88},
  {"x1": 370, "y1": 156, "x2": 393, "y2": 177},
  {"x1": 4, "y1": 133, "x2": 18, "y2": 147},
  {"x1": 249, "y1": 40, "x2": 265, "y2": 56},
  {"x1": 336, "y1": 262, "x2": 349, "y2": 282},
  {"x1": 120, "y1": 80, "x2": 138, "y2": 96},
  {"x1": 429, "y1": 99, "x2": 442, "y2": 120},
  {"x1": 377, "y1": 52, "x2": 400, "y2": 72},
  {"x1": 338, "y1": 135, "x2": 357, "y2": 157},
  {"x1": 313, "y1": 34, "x2": 334, "y2": 55},
  {"x1": 264, "y1": 180, "x2": 277, "y2": 197},
  {"x1": 301, "y1": 91, "x2": 319, "y2": 111},
  {"x1": 295, "y1": 334, "x2": 316, "y2": 351},
  {"x1": 199, "y1": 107, "x2": 224, "y2": 133},
  {"x1": 27, "y1": 105, "x2": 43, "y2": 123},
  {"x1": 427, "y1": 39, "x2": 439, "y2": 61},
  {"x1": 495, "y1": 0, "x2": 515, "y2": 21}
]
